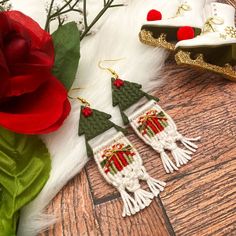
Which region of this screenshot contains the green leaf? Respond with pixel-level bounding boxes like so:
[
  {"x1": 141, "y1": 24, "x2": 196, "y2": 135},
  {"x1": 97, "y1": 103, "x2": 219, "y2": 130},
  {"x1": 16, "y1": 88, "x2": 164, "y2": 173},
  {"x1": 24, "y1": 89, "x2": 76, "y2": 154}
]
[
  {"x1": 0, "y1": 127, "x2": 51, "y2": 236},
  {"x1": 52, "y1": 22, "x2": 80, "y2": 90}
]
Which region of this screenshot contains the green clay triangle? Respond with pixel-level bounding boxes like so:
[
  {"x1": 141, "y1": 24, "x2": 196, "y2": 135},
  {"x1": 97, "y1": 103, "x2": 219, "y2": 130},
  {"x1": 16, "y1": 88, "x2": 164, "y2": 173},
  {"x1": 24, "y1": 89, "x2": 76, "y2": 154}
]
[
  {"x1": 111, "y1": 77, "x2": 159, "y2": 125},
  {"x1": 78, "y1": 106, "x2": 126, "y2": 157}
]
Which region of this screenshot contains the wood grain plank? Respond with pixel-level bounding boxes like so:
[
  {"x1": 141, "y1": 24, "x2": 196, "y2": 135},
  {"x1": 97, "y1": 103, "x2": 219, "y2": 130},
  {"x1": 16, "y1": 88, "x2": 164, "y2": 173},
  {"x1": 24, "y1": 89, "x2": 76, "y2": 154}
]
[
  {"x1": 221, "y1": 0, "x2": 235, "y2": 7},
  {"x1": 39, "y1": 170, "x2": 100, "y2": 236},
  {"x1": 162, "y1": 157, "x2": 236, "y2": 236},
  {"x1": 94, "y1": 197, "x2": 172, "y2": 236},
  {"x1": 154, "y1": 43, "x2": 236, "y2": 235}
]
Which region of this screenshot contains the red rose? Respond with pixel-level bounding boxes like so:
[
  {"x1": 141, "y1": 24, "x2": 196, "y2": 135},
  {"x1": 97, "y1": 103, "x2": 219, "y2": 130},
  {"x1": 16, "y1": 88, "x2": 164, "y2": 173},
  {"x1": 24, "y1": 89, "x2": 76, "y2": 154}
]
[{"x1": 0, "y1": 11, "x2": 71, "y2": 134}]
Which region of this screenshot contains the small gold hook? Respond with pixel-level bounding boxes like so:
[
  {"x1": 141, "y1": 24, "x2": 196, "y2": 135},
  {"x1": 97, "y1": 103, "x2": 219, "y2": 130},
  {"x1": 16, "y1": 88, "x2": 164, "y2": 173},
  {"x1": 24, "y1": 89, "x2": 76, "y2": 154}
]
[
  {"x1": 68, "y1": 95, "x2": 90, "y2": 107},
  {"x1": 77, "y1": 97, "x2": 90, "y2": 107},
  {"x1": 98, "y1": 58, "x2": 125, "y2": 79}
]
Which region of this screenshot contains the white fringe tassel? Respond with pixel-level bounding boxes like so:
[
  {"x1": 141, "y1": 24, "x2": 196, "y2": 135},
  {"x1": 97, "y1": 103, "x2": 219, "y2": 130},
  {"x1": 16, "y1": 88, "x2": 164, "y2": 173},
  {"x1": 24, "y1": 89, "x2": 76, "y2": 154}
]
[
  {"x1": 129, "y1": 100, "x2": 201, "y2": 174},
  {"x1": 147, "y1": 177, "x2": 166, "y2": 197},
  {"x1": 118, "y1": 175, "x2": 165, "y2": 217},
  {"x1": 138, "y1": 166, "x2": 166, "y2": 196},
  {"x1": 119, "y1": 188, "x2": 140, "y2": 217},
  {"x1": 178, "y1": 136, "x2": 201, "y2": 152},
  {"x1": 134, "y1": 189, "x2": 153, "y2": 209},
  {"x1": 160, "y1": 151, "x2": 179, "y2": 174},
  {"x1": 93, "y1": 132, "x2": 166, "y2": 217}
]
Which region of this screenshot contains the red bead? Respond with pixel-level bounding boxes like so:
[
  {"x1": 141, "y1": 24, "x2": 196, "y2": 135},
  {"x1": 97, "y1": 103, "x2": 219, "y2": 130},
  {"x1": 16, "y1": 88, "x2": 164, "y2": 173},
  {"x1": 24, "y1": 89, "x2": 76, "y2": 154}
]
[
  {"x1": 177, "y1": 26, "x2": 195, "y2": 41},
  {"x1": 147, "y1": 10, "x2": 162, "y2": 21},
  {"x1": 113, "y1": 78, "x2": 124, "y2": 89},
  {"x1": 82, "y1": 107, "x2": 93, "y2": 117}
]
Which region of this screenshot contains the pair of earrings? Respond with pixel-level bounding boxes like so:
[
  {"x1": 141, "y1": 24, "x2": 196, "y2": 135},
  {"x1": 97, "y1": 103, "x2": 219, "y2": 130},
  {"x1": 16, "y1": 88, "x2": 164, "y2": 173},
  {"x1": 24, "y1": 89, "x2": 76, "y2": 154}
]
[{"x1": 76, "y1": 61, "x2": 200, "y2": 217}]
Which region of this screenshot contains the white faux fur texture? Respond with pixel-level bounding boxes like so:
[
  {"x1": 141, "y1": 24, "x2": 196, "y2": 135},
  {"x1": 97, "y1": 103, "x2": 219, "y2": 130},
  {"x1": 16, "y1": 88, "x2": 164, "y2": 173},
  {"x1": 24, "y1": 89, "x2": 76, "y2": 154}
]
[{"x1": 13, "y1": 0, "x2": 179, "y2": 235}]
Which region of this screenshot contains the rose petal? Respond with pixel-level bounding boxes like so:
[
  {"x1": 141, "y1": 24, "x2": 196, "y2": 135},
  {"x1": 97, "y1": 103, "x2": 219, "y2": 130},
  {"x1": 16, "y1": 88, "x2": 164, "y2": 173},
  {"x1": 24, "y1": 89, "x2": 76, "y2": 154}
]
[
  {"x1": 4, "y1": 72, "x2": 51, "y2": 97},
  {"x1": 0, "y1": 11, "x2": 55, "y2": 97},
  {"x1": 38, "y1": 99, "x2": 71, "y2": 134},
  {"x1": 0, "y1": 76, "x2": 70, "y2": 134},
  {"x1": 4, "y1": 36, "x2": 31, "y2": 64},
  {"x1": 0, "y1": 12, "x2": 11, "y2": 45},
  {"x1": 10, "y1": 49, "x2": 54, "y2": 74},
  {"x1": 0, "y1": 49, "x2": 9, "y2": 79},
  {"x1": 5, "y1": 11, "x2": 54, "y2": 63},
  {"x1": 0, "y1": 50, "x2": 10, "y2": 99},
  {"x1": 28, "y1": 50, "x2": 54, "y2": 67},
  {"x1": 0, "y1": 14, "x2": 10, "y2": 77}
]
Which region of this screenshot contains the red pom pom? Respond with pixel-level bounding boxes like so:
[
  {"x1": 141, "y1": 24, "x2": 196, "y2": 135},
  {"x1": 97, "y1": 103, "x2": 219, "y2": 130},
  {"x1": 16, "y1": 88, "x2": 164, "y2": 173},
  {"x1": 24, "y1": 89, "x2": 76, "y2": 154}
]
[
  {"x1": 177, "y1": 26, "x2": 195, "y2": 41},
  {"x1": 113, "y1": 78, "x2": 124, "y2": 88},
  {"x1": 147, "y1": 10, "x2": 162, "y2": 21},
  {"x1": 82, "y1": 107, "x2": 93, "y2": 117}
]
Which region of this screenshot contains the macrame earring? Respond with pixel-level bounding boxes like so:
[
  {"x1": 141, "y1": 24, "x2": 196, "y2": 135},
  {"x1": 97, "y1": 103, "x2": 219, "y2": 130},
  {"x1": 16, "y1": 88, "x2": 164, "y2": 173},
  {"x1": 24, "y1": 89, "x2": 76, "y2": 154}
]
[
  {"x1": 75, "y1": 97, "x2": 166, "y2": 217},
  {"x1": 98, "y1": 60, "x2": 201, "y2": 174}
]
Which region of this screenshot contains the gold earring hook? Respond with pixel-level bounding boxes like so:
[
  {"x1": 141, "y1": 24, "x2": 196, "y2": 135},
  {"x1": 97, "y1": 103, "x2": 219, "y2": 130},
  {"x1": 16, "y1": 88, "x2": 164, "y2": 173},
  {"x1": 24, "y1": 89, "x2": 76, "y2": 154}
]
[
  {"x1": 68, "y1": 88, "x2": 90, "y2": 107},
  {"x1": 98, "y1": 58, "x2": 125, "y2": 79},
  {"x1": 76, "y1": 97, "x2": 90, "y2": 107},
  {"x1": 68, "y1": 95, "x2": 91, "y2": 107}
]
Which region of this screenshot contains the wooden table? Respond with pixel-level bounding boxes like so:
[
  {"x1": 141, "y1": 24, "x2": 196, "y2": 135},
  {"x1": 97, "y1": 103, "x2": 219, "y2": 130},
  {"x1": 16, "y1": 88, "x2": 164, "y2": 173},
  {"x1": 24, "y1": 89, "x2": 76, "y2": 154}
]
[{"x1": 41, "y1": 1, "x2": 236, "y2": 235}]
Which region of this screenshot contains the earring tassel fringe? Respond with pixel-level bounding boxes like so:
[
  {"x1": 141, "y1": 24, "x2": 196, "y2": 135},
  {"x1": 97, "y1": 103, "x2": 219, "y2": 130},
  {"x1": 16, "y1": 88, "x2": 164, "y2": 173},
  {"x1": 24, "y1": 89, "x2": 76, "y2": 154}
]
[
  {"x1": 129, "y1": 100, "x2": 201, "y2": 174},
  {"x1": 93, "y1": 132, "x2": 166, "y2": 217}
]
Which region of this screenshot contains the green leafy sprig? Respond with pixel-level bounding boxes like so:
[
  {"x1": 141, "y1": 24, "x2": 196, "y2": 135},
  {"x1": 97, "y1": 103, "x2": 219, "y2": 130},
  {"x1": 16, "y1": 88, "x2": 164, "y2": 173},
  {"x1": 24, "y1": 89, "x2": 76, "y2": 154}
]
[
  {"x1": 45, "y1": 0, "x2": 125, "y2": 40},
  {"x1": 45, "y1": 0, "x2": 82, "y2": 32},
  {"x1": 80, "y1": 0, "x2": 122, "y2": 40},
  {"x1": 0, "y1": 0, "x2": 11, "y2": 11}
]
